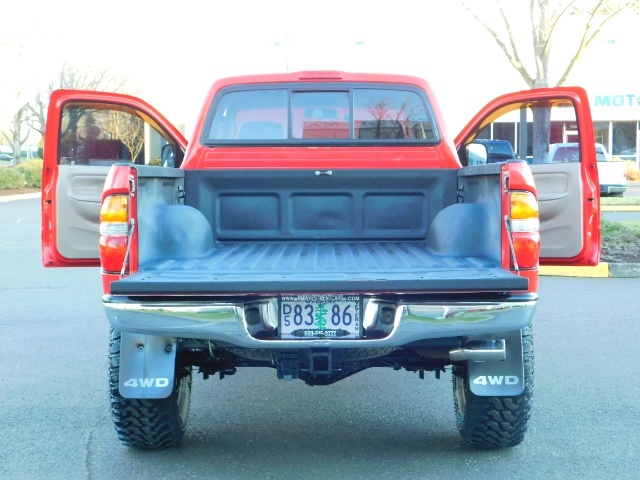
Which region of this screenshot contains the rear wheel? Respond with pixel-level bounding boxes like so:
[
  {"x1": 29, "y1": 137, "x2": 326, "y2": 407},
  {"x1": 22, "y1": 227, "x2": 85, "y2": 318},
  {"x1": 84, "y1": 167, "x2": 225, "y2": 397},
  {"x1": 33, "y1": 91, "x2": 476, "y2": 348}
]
[
  {"x1": 452, "y1": 324, "x2": 533, "y2": 449},
  {"x1": 109, "y1": 329, "x2": 192, "y2": 449}
]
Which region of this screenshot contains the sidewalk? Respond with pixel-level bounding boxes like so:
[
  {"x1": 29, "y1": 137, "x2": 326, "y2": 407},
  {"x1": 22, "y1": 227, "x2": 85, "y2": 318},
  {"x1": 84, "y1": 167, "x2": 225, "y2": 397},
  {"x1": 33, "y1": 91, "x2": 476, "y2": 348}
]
[
  {"x1": 2, "y1": 191, "x2": 638, "y2": 277},
  {"x1": 0, "y1": 192, "x2": 41, "y2": 203}
]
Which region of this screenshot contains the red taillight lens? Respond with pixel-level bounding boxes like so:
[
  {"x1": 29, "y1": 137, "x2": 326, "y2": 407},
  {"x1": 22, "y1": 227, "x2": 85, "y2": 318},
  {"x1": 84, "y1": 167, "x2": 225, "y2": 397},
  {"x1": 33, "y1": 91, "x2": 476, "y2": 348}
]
[
  {"x1": 509, "y1": 191, "x2": 540, "y2": 270},
  {"x1": 99, "y1": 194, "x2": 129, "y2": 274},
  {"x1": 99, "y1": 236, "x2": 128, "y2": 272},
  {"x1": 512, "y1": 231, "x2": 540, "y2": 269}
]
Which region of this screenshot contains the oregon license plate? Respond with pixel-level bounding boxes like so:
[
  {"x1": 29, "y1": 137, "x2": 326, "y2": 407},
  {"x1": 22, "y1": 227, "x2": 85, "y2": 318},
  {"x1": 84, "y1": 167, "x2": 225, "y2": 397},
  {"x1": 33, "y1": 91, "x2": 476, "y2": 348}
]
[{"x1": 280, "y1": 294, "x2": 361, "y2": 339}]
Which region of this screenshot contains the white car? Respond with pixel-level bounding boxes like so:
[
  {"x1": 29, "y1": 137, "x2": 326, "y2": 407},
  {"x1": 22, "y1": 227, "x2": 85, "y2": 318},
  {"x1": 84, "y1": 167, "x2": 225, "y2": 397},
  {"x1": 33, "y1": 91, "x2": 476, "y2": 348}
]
[{"x1": 549, "y1": 142, "x2": 627, "y2": 196}]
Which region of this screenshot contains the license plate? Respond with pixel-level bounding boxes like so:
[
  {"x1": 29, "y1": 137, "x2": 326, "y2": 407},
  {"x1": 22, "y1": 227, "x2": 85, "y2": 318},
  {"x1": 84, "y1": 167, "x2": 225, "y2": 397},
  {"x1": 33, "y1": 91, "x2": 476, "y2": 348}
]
[{"x1": 280, "y1": 294, "x2": 361, "y2": 339}]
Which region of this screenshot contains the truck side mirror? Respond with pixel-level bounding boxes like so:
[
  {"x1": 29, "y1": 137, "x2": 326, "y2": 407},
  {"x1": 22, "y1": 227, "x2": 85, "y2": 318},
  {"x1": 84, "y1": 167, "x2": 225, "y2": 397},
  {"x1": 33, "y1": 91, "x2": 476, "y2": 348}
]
[
  {"x1": 466, "y1": 143, "x2": 488, "y2": 166},
  {"x1": 161, "y1": 144, "x2": 176, "y2": 168}
]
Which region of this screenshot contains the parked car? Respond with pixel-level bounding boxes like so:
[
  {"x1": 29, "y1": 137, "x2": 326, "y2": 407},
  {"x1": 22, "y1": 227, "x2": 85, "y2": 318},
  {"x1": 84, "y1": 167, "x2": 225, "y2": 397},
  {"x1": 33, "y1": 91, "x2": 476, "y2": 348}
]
[
  {"x1": 0, "y1": 153, "x2": 13, "y2": 165},
  {"x1": 470, "y1": 139, "x2": 516, "y2": 164},
  {"x1": 549, "y1": 142, "x2": 626, "y2": 196},
  {"x1": 595, "y1": 143, "x2": 627, "y2": 196}
]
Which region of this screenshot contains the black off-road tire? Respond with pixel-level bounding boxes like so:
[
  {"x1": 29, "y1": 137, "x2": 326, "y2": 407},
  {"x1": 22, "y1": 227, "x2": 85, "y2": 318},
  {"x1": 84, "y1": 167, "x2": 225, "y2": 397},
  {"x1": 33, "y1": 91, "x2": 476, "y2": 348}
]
[
  {"x1": 452, "y1": 324, "x2": 533, "y2": 449},
  {"x1": 109, "y1": 329, "x2": 192, "y2": 449}
]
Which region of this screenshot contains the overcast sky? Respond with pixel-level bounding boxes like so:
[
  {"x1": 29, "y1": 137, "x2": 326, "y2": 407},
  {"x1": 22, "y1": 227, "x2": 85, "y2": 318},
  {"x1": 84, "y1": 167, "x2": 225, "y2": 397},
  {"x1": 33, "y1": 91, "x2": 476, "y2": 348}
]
[{"x1": 1, "y1": 0, "x2": 636, "y2": 139}]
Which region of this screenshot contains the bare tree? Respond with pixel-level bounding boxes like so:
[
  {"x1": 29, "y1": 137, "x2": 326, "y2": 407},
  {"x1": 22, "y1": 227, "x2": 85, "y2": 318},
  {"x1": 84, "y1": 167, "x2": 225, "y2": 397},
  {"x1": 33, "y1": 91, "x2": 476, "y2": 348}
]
[
  {"x1": 363, "y1": 98, "x2": 425, "y2": 139},
  {"x1": 25, "y1": 63, "x2": 129, "y2": 141},
  {"x1": 106, "y1": 111, "x2": 145, "y2": 162},
  {"x1": 461, "y1": 0, "x2": 638, "y2": 88},
  {"x1": 365, "y1": 97, "x2": 401, "y2": 139},
  {"x1": 462, "y1": 0, "x2": 638, "y2": 161},
  {"x1": 8, "y1": 104, "x2": 30, "y2": 163},
  {"x1": 1, "y1": 62, "x2": 128, "y2": 164},
  {"x1": 0, "y1": 37, "x2": 29, "y2": 164}
]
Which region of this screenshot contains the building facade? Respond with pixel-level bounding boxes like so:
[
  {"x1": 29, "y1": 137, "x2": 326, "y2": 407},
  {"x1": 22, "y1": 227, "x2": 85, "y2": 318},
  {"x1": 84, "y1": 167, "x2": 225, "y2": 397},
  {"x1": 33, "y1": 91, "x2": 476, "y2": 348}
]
[{"x1": 590, "y1": 92, "x2": 639, "y2": 166}]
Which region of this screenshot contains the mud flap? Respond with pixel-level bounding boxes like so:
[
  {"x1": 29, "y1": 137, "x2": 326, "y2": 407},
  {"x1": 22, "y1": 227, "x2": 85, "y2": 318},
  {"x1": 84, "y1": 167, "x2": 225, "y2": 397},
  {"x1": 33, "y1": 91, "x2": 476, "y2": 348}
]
[
  {"x1": 119, "y1": 332, "x2": 176, "y2": 399},
  {"x1": 468, "y1": 329, "x2": 524, "y2": 397}
]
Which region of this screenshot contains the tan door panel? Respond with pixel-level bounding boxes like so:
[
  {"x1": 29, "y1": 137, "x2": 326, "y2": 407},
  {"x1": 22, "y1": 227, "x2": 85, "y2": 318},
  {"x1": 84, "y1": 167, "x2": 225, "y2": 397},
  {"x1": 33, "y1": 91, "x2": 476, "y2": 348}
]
[
  {"x1": 56, "y1": 165, "x2": 111, "y2": 259},
  {"x1": 531, "y1": 163, "x2": 583, "y2": 259}
]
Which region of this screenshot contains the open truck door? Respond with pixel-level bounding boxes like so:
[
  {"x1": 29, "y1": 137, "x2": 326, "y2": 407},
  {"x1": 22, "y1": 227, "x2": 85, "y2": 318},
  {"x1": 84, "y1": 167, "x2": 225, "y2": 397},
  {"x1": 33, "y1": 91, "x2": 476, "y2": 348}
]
[
  {"x1": 455, "y1": 86, "x2": 600, "y2": 266},
  {"x1": 42, "y1": 90, "x2": 187, "y2": 267}
]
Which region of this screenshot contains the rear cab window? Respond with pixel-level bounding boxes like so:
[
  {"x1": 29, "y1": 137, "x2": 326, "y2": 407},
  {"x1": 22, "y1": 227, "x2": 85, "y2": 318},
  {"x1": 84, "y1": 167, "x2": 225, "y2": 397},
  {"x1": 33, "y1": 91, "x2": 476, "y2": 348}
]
[{"x1": 203, "y1": 84, "x2": 440, "y2": 145}]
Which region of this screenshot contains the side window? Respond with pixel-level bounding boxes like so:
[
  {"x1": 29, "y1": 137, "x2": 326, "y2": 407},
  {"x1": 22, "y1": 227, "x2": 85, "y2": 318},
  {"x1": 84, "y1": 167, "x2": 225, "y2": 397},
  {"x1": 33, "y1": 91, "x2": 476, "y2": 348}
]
[
  {"x1": 460, "y1": 100, "x2": 580, "y2": 165},
  {"x1": 58, "y1": 103, "x2": 181, "y2": 167}
]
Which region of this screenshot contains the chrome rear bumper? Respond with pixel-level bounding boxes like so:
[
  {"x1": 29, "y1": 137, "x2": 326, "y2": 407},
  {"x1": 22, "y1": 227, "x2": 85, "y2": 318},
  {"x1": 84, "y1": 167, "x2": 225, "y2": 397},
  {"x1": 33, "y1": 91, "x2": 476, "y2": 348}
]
[{"x1": 103, "y1": 295, "x2": 536, "y2": 349}]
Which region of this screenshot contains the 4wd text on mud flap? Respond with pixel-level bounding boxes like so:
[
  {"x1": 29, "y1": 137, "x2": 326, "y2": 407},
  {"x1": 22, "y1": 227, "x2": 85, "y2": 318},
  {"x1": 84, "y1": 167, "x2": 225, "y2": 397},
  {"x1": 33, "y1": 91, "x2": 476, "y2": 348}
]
[
  {"x1": 123, "y1": 378, "x2": 170, "y2": 388},
  {"x1": 473, "y1": 375, "x2": 520, "y2": 386}
]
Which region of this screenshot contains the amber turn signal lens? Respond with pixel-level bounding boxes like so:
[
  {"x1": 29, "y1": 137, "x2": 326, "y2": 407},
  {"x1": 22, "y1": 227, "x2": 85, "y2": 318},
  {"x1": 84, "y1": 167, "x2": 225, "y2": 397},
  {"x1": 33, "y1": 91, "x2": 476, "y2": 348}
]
[
  {"x1": 510, "y1": 191, "x2": 539, "y2": 220},
  {"x1": 99, "y1": 194, "x2": 129, "y2": 274},
  {"x1": 510, "y1": 191, "x2": 539, "y2": 233},
  {"x1": 100, "y1": 195, "x2": 128, "y2": 223},
  {"x1": 508, "y1": 191, "x2": 540, "y2": 270}
]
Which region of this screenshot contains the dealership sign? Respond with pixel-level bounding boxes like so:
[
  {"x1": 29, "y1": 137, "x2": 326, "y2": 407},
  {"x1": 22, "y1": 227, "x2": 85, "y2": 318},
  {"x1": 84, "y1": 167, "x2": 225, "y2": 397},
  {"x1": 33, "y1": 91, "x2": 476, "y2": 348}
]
[
  {"x1": 595, "y1": 95, "x2": 640, "y2": 107},
  {"x1": 591, "y1": 94, "x2": 640, "y2": 121}
]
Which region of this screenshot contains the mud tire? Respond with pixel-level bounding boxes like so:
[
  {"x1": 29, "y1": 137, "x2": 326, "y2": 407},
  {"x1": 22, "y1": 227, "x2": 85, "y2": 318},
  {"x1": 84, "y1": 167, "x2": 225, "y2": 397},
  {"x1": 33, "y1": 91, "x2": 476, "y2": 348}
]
[
  {"x1": 109, "y1": 329, "x2": 192, "y2": 449},
  {"x1": 452, "y1": 324, "x2": 533, "y2": 449}
]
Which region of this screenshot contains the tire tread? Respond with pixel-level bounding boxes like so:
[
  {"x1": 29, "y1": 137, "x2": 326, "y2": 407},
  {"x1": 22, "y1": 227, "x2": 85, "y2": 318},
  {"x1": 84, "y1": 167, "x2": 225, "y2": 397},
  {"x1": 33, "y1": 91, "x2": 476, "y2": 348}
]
[
  {"x1": 453, "y1": 325, "x2": 533, "y2": 449},
  {"x1": 109, "y1": 329, "x2": 191, "y2": 449}
]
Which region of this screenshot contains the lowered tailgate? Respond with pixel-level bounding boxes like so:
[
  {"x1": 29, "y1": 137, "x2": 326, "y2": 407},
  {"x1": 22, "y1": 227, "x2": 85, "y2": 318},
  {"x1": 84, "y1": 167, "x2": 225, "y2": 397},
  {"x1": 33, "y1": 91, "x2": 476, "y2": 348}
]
[{"x1": 110, "y1": 241, "x2": 528, "y2": 295}]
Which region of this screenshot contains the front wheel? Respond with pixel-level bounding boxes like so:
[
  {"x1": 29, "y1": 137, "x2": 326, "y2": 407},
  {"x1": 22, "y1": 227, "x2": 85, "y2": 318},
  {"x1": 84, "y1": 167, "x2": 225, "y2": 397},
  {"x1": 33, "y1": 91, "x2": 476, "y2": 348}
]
[
  {"x1": 109, "y1": 329, "x2": 192, "y2": 449},
  {"x1": 452, "y1": 324, "x2": 533, "y2": 449}
]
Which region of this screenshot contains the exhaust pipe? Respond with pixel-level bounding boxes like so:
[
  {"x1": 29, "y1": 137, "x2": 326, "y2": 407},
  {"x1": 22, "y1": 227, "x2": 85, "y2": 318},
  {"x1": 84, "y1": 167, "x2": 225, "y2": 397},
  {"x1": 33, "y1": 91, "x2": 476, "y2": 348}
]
[{"x1": 449, "y1": 339, "x2": 506, "y2": 362}]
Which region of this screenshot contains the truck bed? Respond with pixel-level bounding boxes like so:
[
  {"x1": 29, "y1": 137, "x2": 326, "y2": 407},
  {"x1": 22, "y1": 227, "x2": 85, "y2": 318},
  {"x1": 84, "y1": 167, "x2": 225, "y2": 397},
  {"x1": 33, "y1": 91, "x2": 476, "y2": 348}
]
[{"x1": 114, "y1": 166, "x2": 526, "y2": 295}]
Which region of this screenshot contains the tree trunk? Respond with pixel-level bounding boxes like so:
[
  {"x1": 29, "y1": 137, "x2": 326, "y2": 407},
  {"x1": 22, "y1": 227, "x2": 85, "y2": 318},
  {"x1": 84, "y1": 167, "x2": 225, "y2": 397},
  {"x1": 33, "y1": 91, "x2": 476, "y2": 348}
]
[
  {"x1": 11, "y1": 106, "x2": 29, "y2": 164},
  {"x1": 532, "y1": 107, "x2": 552, "y2": 163}
]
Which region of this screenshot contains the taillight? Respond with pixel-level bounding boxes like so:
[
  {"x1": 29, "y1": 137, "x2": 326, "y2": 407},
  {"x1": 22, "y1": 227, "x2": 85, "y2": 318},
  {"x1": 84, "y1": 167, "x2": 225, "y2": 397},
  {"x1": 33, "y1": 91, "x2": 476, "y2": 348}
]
[
  {"x1": 99, "y1": 194, "x2": 129, "y2": 274},
  {"x1": 508, "y1": 191, "x2": 540, "y2": 270}
]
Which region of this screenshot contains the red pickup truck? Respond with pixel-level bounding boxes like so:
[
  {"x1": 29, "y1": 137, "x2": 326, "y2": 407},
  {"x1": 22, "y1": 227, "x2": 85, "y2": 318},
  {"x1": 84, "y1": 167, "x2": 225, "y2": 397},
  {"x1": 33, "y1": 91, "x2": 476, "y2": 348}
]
[{"x1": 41, "y1": 71, "x2": 600, "y2": 450}]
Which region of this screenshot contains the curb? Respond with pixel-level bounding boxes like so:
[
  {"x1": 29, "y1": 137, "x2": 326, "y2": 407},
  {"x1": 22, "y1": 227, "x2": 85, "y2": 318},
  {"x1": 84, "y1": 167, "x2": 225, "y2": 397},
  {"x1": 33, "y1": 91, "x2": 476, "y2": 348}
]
[
  {"x1": 0, "y1": 192, "x2": 41, "y2": 203},
  {"x1": 601, "y1": 205, "x2": 640, "y2": 212},
  {"x1": 540, "y1": 263, "x2": 640, "y2": 278}
]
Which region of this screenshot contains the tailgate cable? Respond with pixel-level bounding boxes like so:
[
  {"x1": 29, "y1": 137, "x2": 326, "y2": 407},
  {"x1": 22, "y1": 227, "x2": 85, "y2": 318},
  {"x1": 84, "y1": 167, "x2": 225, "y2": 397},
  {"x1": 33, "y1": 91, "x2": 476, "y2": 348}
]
[
  {"x1": 120, "y1": 218, "x2": 135, "y2": 278},
  {"x1": 504, "y1": 215, "x2": 520, "y2": 275}
]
